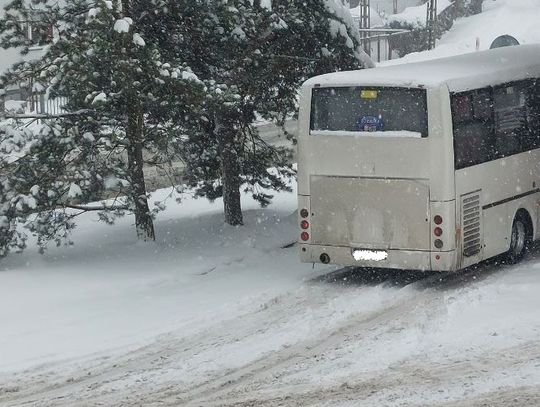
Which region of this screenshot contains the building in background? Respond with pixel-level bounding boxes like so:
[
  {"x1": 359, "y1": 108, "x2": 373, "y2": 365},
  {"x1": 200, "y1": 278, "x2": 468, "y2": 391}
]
[
  {"x1": 349, "y1": 1, "x2": 420, "y2": 62},
  {"x1": 0, "y1": 3, "x2": 65, "y2": 115}
]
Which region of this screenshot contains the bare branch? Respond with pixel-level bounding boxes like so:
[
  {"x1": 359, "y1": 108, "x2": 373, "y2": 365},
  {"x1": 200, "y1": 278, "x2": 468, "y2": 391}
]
[
  {"x1": 65, "y1": 204, "x2": 129, "y2": 212},
  {"x1": 1, "y1": 110, "x2": 92, "y2": 120}
]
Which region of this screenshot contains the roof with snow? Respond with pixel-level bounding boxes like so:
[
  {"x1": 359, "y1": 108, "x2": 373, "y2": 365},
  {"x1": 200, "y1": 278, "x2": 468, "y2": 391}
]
[{"x1": 304, "y1": 44, "x2": 540, "y2": 92}]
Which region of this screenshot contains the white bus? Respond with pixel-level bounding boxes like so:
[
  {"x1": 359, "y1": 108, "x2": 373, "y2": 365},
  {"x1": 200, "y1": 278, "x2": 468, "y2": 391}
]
[{"x1": 297, "y1": 44, "x2": 540, "y2": 272}]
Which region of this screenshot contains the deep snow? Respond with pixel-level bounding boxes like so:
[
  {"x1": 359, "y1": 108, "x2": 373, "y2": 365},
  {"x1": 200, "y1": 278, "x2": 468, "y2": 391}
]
[
  {"x1": 384, "y1": 0, "x2": 540, "y2": 65},
  {"x1": 0, "y1": 184, "x2": 329, "y2": 372}
]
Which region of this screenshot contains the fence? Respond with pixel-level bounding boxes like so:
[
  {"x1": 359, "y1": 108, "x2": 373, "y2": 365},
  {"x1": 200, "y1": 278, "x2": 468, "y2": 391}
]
[
  {"x1": 2, "y1": 89, "x2": 68, "y2": 117},
  {"x1": 30, "y1": 94, "x2": 68, "y2": 116},
  {"x1": 357, "y1": 28, "x2": 410, "y2": 63}
]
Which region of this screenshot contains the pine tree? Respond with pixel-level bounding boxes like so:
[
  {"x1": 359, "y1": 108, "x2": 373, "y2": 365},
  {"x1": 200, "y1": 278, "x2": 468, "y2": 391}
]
[
  {"x1": 160, "y1": 0, "x2": 372, "y2": 226},
  {"x1": 0, "y1": 0, "x2": 203, "y2": 254}
]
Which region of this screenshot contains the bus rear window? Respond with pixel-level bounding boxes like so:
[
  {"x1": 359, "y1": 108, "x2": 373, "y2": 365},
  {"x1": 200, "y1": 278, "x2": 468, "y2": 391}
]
[{"x1": 310, "y1": 87, "x2": 428, "y2": 137}]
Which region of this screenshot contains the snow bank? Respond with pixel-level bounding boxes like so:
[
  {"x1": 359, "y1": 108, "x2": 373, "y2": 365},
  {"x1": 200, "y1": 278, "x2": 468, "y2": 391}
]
[{"x1": 0, "y1": 184, "x2": 331, "y2": 372}]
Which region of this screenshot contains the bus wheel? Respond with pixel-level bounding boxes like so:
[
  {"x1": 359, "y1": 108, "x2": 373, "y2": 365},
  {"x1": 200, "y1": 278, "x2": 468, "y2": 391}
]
[{"x1": 506, "y1": 213, "x2": 531, "y2": 264}]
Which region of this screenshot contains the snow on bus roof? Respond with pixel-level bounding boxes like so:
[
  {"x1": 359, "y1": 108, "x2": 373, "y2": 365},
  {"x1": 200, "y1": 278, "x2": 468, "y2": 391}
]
[{"x1": 305, "y1": 44, "x2": 540, "y2": 92}]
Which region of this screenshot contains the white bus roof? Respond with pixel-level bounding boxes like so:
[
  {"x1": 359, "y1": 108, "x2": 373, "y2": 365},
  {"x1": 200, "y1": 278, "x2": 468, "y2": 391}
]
[{"x1": 305, "y1": 44, "x2": 540, "y2": 93}]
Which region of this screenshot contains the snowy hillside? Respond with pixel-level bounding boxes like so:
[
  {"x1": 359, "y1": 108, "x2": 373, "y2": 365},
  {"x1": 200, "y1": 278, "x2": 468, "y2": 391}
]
[
  {"x1": 0, "y1": 186, "x2": 316, "y2": 372},
  {"x1": 349, "y1": 0, "x2": 452, "y2": 29},
  {"x1": 386, "y1": 0, "x2": 540, "y2": 64}
]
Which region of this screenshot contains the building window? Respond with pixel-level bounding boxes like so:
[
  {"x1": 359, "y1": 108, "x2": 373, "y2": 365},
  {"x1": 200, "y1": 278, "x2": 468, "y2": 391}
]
[
  {"x1": 24, "y1": 12, "x2": 53, "y2": 46},
  {"x1": 452, "y1": 88, "x2": 494, "y2": 169}
]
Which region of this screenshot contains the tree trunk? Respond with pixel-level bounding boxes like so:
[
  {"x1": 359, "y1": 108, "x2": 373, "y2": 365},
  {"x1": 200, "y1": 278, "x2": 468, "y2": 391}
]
[
  {"x1": 127, "y1": 106, "x2": 155, "y2": 241},
  {"x1": 222, "y1": 144, "x2": 243, "y2": 226},
  {"x1": 215, "y1": 116, "x2": 243, "y2": 226},
  {"x1": 120, "y1": 1, "x2": 154, "y2": 241}
]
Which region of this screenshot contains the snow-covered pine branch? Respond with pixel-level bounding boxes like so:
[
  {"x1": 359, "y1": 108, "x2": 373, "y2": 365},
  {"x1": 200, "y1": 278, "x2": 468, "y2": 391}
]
[{"x1": 0, "y1": 0, "x2": 205, "y2": 255}]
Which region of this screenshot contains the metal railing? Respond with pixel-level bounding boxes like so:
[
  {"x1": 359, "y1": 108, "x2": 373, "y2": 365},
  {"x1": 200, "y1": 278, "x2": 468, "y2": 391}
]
[{"x1": 356, "y1": 28, "x2": 410, "y2": 62}]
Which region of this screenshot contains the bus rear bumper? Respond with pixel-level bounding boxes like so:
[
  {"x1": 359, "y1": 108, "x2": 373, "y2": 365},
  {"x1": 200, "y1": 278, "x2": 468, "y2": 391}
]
[{"x1": 299, "y1": 244, "x2": 456, "y2": 272}]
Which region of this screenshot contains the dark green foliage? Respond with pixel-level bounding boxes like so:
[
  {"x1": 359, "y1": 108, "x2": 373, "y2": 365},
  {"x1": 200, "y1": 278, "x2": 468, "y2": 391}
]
[
  {"x1": 0, "y1": 0, "x2": 205, "y2": 254},
  {"x1": 164, "y1": 0, "x2": 368, "y2": 224},
  {"x1": 388, "y1": 21, "x2": 430, "y2": 56}
]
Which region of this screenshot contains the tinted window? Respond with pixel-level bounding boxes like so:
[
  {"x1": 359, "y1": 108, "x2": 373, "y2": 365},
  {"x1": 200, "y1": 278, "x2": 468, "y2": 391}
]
[
  {"x1": 526, "y1": 79, "x2": 540, "y2": 148},
  {"x1": 452, "y1": 79, "x2": 540, "y2": 170},
  {"x1": 310, "y1": 87, "x2": 428, "y2": 137},
  {"x1": 452, "y1": 88, "x2": 495, "y2": 169},
  {"x1": 493, "y1": 83, "x2": 528, "y2": 156}
]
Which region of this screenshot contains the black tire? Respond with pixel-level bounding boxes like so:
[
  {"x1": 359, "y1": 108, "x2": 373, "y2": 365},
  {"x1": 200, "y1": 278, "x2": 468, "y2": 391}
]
[{"x1": 506, "y1": 214, "x2": 531, "y2": 264}]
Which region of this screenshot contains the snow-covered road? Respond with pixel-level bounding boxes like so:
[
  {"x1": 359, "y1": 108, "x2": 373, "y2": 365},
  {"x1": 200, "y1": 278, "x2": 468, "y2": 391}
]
[{"x1": 2, "y1": 244, "x2": 540, "y2": 406}]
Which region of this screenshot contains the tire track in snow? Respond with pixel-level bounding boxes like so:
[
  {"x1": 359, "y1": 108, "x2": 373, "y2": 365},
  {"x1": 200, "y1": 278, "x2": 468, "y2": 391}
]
[
  {"x1": 185, "y1": 341, "x2": 540, "y2": 407},
  {"x1": 165, "y1": 266, "x2": 504, "y2": 405},
  {"x1": 0, "y1": 265, "x2": 509, "y2": 406},
  {"x1": 175, "y1": 286, "x2": 437, "y2": 406},
  {"x1": 116, "y1": 274, "x2": 452, "y2": 406},
  {"x1": 437, "y1": 385, "x2": 540, "y2": 407},
  {"x1": 176, "y1": 265, "x2": 539, "y2": 407},
  {"x1": 0, "y1": 274, "x2": 421, "y2": 407},
  {"x1": 0, "y1": 282, "x2": 389, "y2": 404}
]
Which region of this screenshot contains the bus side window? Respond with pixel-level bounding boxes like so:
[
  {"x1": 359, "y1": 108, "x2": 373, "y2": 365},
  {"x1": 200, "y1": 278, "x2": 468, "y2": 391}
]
[
  {"x1": 311, "y1": 88, "x2": 331, "y2": 131},
  {"x1": 493, "y1": 82, "x2": 528, "y2": 157},
  {"x1": 452, "y1": 94, "x2": 473, "y2": 122},
  {"x1": 452, "y1": 88, "x2": 494, "y2": 170},
  {"x1": 472, "y1": 89, "x2": 492, "y2": 122},
  {"x1": 524, "y1": 79, "x2": 540, "y2": 149}
]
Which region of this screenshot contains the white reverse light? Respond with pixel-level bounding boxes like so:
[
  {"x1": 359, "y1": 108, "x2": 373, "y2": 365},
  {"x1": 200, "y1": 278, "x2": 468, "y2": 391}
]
[{"x1": 353, "y1": 250, "x2": 388, "y2": 262}]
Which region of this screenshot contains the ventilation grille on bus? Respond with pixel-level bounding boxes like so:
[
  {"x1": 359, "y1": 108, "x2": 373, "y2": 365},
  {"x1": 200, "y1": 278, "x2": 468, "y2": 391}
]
[{"x1": 462, "y1": 193, "x2": 481, "y2": 257}]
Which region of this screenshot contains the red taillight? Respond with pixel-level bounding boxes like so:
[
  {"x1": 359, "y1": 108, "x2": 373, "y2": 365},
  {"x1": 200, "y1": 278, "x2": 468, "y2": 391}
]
[
  {"x1": 301, "y1": 232, "x2": 310, "y2": 241},
  {"x1": 300, "y1": 220, "x2": 310, "y2": 230},
  {"x1": 434, "y1": 215, "x2": 443, "y2": 225},
  {"x1": 434, "y1": 227, "x2": 443, "y2": 237},
  {"x1": 300, "y1": 208, "x2": 309, "y2": 218}
]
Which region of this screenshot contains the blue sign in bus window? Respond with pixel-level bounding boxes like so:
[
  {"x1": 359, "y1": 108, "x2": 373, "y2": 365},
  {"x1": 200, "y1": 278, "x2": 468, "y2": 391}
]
[{"x1": 357, "y1": 115, "x2": 384, "y2": 132}]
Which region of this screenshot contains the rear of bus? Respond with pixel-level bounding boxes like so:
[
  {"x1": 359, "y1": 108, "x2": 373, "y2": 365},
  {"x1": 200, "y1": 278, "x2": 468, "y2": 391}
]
[{"x1": 297, "y1": 76, "x2": 458, "y2": 272}]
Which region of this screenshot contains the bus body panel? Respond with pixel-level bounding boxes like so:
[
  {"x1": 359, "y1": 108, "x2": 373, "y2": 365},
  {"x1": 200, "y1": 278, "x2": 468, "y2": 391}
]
[
  {"x1": 455, "y1": 150, "x2": 540, "y2": 263},
  {"x1": 299, "y1": 135, "x2": 430, "y2": 184},
  {"x1": 310, "y1": 176, "x2": 430, "y2": 250}
]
